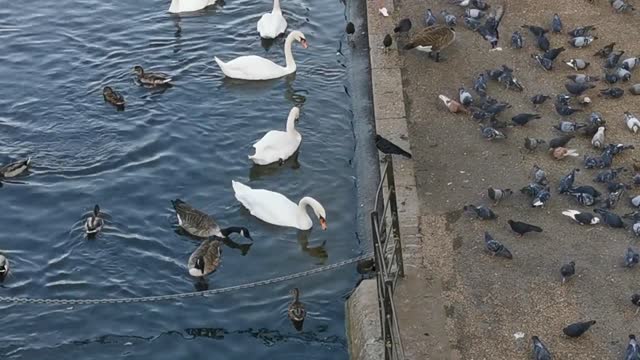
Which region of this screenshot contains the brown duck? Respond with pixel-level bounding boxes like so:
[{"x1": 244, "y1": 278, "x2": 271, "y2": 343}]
[
  {"x1": 103, "y1": 86, "x2": 125, "y2": 109},
  {"x1": 288, "y1": 287, "x2": 306, "y2": 331},
  {"x1": 404, "y1": 25, "x2": 456, "y2": 62}
]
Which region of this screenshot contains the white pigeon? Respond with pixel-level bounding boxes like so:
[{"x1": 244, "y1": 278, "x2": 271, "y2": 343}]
[
  {"x1": 591, "y1": 127, "x2": 605, "y2": 148},
  {"x1": 625, "y1": 112, "x2": 640, "y2": 133}
]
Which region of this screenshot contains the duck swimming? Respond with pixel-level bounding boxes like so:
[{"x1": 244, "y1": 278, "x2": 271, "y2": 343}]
[
  {"x1": 0, "y1": 157, "x2": 30, "y2": 178},
  {"x1": 288, "y1": 287, "x2": 306, "y2": 331},
  {"x1": 103, "y1": 86, "x2": 125, "y2": 109},
  {"x1": 85, "y1": 204, "x2": 104, "y2": 235},
  {"x1": 133, "y1": 66, "x2": 172, "y2": 87},
  {"x1": 188, "y1": 239, "x2": 221, "y2": 277},
  {"x1": 0, "y1": 254, "x2": 9, "y2": 282},
  {"x1": 172, "y1": 199, "x2": 253, "y2": 240}
]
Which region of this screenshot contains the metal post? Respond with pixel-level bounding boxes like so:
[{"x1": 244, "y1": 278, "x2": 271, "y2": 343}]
[{"x1": 385, "y1": 156, "x2": 405, "y2": 278}]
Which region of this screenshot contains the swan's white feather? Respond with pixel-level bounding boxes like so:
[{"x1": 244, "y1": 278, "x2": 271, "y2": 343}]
[
  {"x1": 249, "y1": 131, "x2": 301, "y2": 165},
  {"x1": 168, "y1": 0, "x2": 217, "y2": 13},
  {"x1": 215, "y1": 56, "x2": 289, "y2": 81},
  {"x1": 257, "y1": 12, "x2": 287, "y2": 39}
]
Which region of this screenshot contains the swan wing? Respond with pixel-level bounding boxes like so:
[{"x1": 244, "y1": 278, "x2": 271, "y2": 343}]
[
  {"x1": 232, "y1": 181, "x2": 300, "y2": 228},
  {"x1": 215, "y1": 55, "x2": 287, "y2": 80},
  {"x1": 250, "y1": 131, "x2": 301, "y2": 165},
  {"x1": 257, "y1": 12, "x2": 288, "y2": 39}
]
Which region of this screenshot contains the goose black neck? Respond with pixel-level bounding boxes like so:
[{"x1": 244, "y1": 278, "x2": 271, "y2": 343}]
[{"x1": 221, "y1": 227, "x2": 243, "y2": 237}]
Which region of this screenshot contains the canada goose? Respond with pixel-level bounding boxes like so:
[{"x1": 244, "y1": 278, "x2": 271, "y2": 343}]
[
  {"x1": 0, "y1": 157, "x2": 30, "y2": 178},
  {"x1": 172, "y1": 199, "x2": 252, "y2": 240},
  {"x1": 188, "y1": 239, "x2": 221, "y2": 277},
  {"x1": 404, "y1": 25, "x2": 456, "y2": 62},
  {"x1": 132, "y1": 66, "x2": 172, "y2": 87},
  {"x1": 0, "y1": 254, "x2": 9, "y2": 282},
  {"x1": 288, "y1": 288, "x2": 306, "y2": 331},
  {"x1": 85, "y1": 204, "x2": 104, "y2": 235},
  {"x1": 103, "y1": 86, "x2": 125, "y2": 109}
]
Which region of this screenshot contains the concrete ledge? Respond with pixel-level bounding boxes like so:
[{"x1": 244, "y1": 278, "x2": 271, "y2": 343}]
[{"x1": 346, "y1": 279, "x2": 384, "y2": 360}]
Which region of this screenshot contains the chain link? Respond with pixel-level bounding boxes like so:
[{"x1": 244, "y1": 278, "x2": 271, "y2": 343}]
[{"x1": 0, "y1": 253, "x2": 374, "y2": 305}]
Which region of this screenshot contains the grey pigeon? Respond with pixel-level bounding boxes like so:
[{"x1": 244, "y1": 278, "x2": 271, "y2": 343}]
[
  {"x1": 560, "y1": 261, "x2": 576, "y2": 283},
  {"x1": 464, "y1": 204, "x2": 497, "y2": 220},
  {"x1": 611, "y1": 0, "x2": 635, "y2": 12},
  {"x1": 634, "y1": 223, "x2": 640, "y2": 237},
  {"x1": 483, "y1": 232, "x2": 512, "y2": 258},
  {"x1": 569, "y1": 36, "x2": 596, "y2": 48},
  {"x1": 571, "y1": 185, "x2": 601, "y2": 198},
  {"x1": 441, "y1": 10, "x2": 457, "y2": 26},
  {"x1": 532, "y1": 336, "x2": 552, "y2": 360},
  {"x1": 522, "y1": 24, "x2": 547, "y2": 37},
  {"x1": 567, "y1": 74, "x2": 599, "y2": 84},
  {"x1": 471, "y1": 0, "x2": 489, "y2": 10},
  {"x1": 521, "y1": 182, "x2": 546, "y2": 198},
  {"x1": 559, "y1": 168, "x2": 579, "y2": 194},
  {"x1": 555, "y1": 102, "x2": 582, "y2": 116},
  {"x1": 531, "y1": 94, "x2": 550, "y2": 106},
  {"x1": 488, "y1": 187, "x2": 512, "y2": 205},
  {"x1": 532, "y1": 188, "x2": 551, "y2": 207},
  {"x1": 599, "y1": 87, "x2": 624, "y2": 98},
  {"x1": 605, "y1": 50, "x2": 625, "y2": 68},
  {"x1": 589, "y1": 112, "x2": 605, "y2": 126},
  {"x1": 605, "y1": 72, "x2": 619, "y2": 84},
  {"x1": 481, "y1": 126, "x2": 506, "y2": 140},
  {"x1": 524, "y1": 138, "x2": 546, "y2": 151},
  {"x1": 563, "y1": 320, "x2": 596, "y2": 337},
  {"x1": 568, "y1": 25, "x2": 595, "y2": 37},
  {"x1": 424, "y1": 9, "x2": 437, "y2": 26},
  {"x1": 536, "y1": 34, "x2": 550, "y2": 51},
  {"x1": 554, "y1": 121, "x2": 585, "y2": 133},
  {"x1": 569, "y1": 191, "x2": 596, "y2": 206},
  {"x1": 512, "y1": 113, "x2": 541, "y2": 126},
  {"x1": 474, "y1": 73, "x2": 488, "y2": 95},
  {"x1": 594, "y1": 168, "x2": 624, "y2": 183},
  {"x1": 532, "y1": 54, "x2": 553, "y2": 70},
  {"x1": 594, "y1": 42, "x2": 616, "y2": 58},
  {"x1": 625, "y1": 334, "x2": 640, "y2": 360},
  {"x1": 549, "y1": 134, "x2": 574, "y2": 148},
  {"x1": 463, "y1": 16, "x2": 482, "y2": 31},
  {"x1": 531, "y1": 164, "x2": 548, "y2": 185},
  {"x1": 459, "y1": 87, "x2": 473, "y2": 106},
  {"x1": 477, "y1": 5, "x2": 504, "y2": 49},
  {"x1": 375, "y1": 135, "x2": 412, "y2": 158},
  {"x1": 565, "y1": 81, "x2": 595, "y2": 96},
  {"x1": 551, "y1": 14, "x2": 562, "y2": 33},
  {"x1": 565, "y1": 58, "x2": 590, "y2": 70},
  {"x1": 465, "y1": 8, "x2": 485, "y2": 18},
  {"x1": 543, "y1": 47, "x2": 565, "y2": 61},
  {"x1": 594, "y1": 208, "x2": 625, "y2": 228},
  {"x1": 616, "y1": 67, "x2": 632, "y2": 82},
  {"x1": 511, "y1": 31, "x2": 523, "y2": 48},
  {"x1": 622, "y1": 57, "x2": 639, "y2": 71},
  {"x1": 626, "y1": 247, "x2": 640, "y2": 268},
  {"x1": 630, "y1": 84, "x2": 640, "y2": 95},
  {"x1": 631, "y1": 195, "x2": 640, "y2": 208},
  {"x1": 393, "y1": 18, "x2": 412, "y2": 33}
]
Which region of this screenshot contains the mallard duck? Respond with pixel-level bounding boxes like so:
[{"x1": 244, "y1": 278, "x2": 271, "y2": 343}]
[
  {"x1": 404, "y1": 25, "x2": 456, "y2": 62},
  {"x1": 288, "y1": 287, "x2": 306, "y2": 331},
  {"x1": 0, "y1": 157, "x2": 30, "y2": 178},
  {"x1": 171, "y1": 199, "x2": 252, "y2": 240},
  {"x1": 133, "y1": 66, "x2": 172, "y2": 87},
  {"x1": 232, "y1": 181, "x2": 327, "y2": 230},
  {"x1": 0, "y1": 254, "x2": 9, "y2": 282},
  {"x1": 103, "y1": 86, "x2": 125, "y2": 108},
  {"x1": 188, "y1": 239, "x2": 221, "y2": 277},
  {"x1": 85, "y1": 204, "x2": 104, "y2": 235}
]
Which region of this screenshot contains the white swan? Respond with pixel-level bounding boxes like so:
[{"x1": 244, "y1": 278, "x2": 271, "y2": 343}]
[
  {"x1": 232, "y1": 180, "x2": 327, "y2": 231},
  {"x1": 249, "y1": 107, "x2": 301, "y2": 165},
  {"x1": 257, "y1": 0, "x2": 287, "y2": 39},
  {"x1": 168, "y1": 0, "x2": 217, "y2": 13},
  {"x1": 214, "y1": 30, "x2": 307, "y2": 80}
]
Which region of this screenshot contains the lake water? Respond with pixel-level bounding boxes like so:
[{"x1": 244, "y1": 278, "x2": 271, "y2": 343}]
[{"x1": 0, "y1": 0, "x2": 360, "y2": 358}]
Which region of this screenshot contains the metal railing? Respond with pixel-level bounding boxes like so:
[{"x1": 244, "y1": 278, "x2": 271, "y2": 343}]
[{"x1": 371, "y1": 155, "x2": 405, "y2": 360}]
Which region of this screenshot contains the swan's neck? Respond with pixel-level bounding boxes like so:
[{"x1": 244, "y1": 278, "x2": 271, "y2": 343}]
[
  {"x1": 285, "y1": 113, "x2": 298, "y2": 133},
  {"x1": 284, "y1": 34, "x2": 296, "y2": 71},
  {"x1": 298, "y1": 197, "x2": 322, "y2": 218},
  {"x1": 272, "y1": 0, "x2": 281, "y2": 13}
]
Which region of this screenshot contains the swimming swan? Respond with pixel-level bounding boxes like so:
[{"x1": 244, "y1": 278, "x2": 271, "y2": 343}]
[
  {"x1": 168, "y1": 0, "x2": 217, "y2": 13},
  {"x1": 214, "y1": 30, "x2": 307, "y2": 80},
  {"x1": 232, "y1": 180, "x2": 326, "y2": 230},
  {"x1": 249, "y1": 107, "x2": 301, "y2": 165},
  {"x1": 257, "y1": 0, "x2": 287, "y2": 39}
]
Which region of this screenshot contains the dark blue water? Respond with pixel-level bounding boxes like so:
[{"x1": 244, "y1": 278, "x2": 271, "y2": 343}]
[{"x1": 0, "y1": 0, "x2": 359, "y2": 358}]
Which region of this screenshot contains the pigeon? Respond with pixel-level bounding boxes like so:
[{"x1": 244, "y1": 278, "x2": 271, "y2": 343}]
[
  {"x1": 465, "y1": 8, "x2": 485, "y2": 18},
  {"x1": 599, "y1": 87, "x2": 624, "y2": 98},
  {"x1": 631, "y1": 195, "x2": 640, "y2": 208},
  {"x1": 562, "y1": 210, "x2": 600, "y2": 225},
  {"x1": 508, "y1": 220, "x2": 542, "y2": 236},
  {"x1": 551, "y1": 13, "x2": 562, "y2": 33},
  {"x1": 531, "y1": 94, "x2": 550, "y2": 106},
  {"x1": 524, "y1": 138, "x2": 546, "y2": 151},
  {"x1": 626, "y1": 247, "x2": 640, "y2": 268},
  {"x1": 569, "y1": 191, "x2": 596, "y2": 206},
  {"x1": 463, "y1": 16, "x2": 482, "y2": 31},
  {"x1": 511, "y1": 31, "x2": 523, "y2": 48},
  {"x1": 375, "y1": 135, "x2": 412, "y2": 158},
  {"x1": 622, "y1": 57, "x2": 640, "y2": 71},
  {"x1": 563, "y1": 321, "x2": 596, "y2": 337},
  {"x1": 531, "y1": 164, "x2": 548, "y2": 185},
  {"x1": 630, "y1": 84, "x2": 640, "y2": 95},
  {"x1": 521, "y1": 182, "x2": 546, "y2": 198},
  {"x1": 634, "y1": 223, "x2": 640, "y2": 236},
  {"x1": 594, "y1": 167, "x2": 624, "y2": 183},
  {"x1": 488, "y1": 187, "x2": 512, "y2": 205},
  {"x1": 626, "y1": 334, "x2": 640, "y2": 359},
  {"x1": 532, "y1": 336, "x2": 552, "y2": 360},
  {"x1": 552, "y1": 147, "x2": 579, "y2": 160},
  {"x1": 477, "y1": 5, "x2": 504, "y2": 49},
  {"x1": 605, "y1": 187, "x2": 624, "y2": 209},
  {"x1": 481, "y1": 126, "x2": 506, "y2": 140},
  {"x1": 346, "y1": 22, "x2": 355, "y2": 35},
  {"x1": 512, "y1": 113, "x2": 541, "y2": 126},
  {"x1": 536, "y1": 34, "x2": 550, "y2": 51},
  {"x1": 424, "y1": 9, "x2": 437, "y2": 26},
  {"x1": 394, "y1": 18, "x2": 412, "y2": 33},
  {"x1": 569, "y1": 36, "x2": 597, "y2": 48},
  {"x1": 459, "y1": 87, "x2": 473, "y2": 106},
  {"x1": 568, "y1": 25, "x2": 595, "y2": 37},
  {"x1": 625, "y1": 112, "x2": 640, "y2": 133},
  {"x1": 594, "y1": 208, "x2": 625, "y2": 228},
  {"x1": 383, "y1": 34, "x2": 393, "y2": 53},
  {"x1": 543, "y1": 47, "x2": 565, "y2": 61},
  {"x1": 474, "y1": 73, "x2": 488, "y2": 95},
  {"x1": 450, "y1": 0, "x2": 470, "y2": 6},
  {"x1": 555, "y1": 103, "x2": 583, "y2": 116},
  {"x1": 560, "y1": 261, "x2": 575, "y2": 283},
  {"x1": 611, "y1": 0, "x2": 635, "y2": 12},
  {"x1": 464, "y1": 204, "x2": 497, "y2": 220},
  {"x1": 483, "y1": 232, "x2": 512, "y2": 258},
  {"x1": 549, "y1": 134, "x2": 574, "y2": 149},
  {"x1": 572, "y1": 185, "x2": 601, "y2": 198},
  {"x1": 441, "y1": 10, "x2": 457, "y2": 26},
  {"x1": 567, "y1": 74, "x2": 599, "y2": 84},
  {"x1": 559, "y1": 168, "x2": 579, "y2": 194},
  {"x1": 522, "y1": 25, "x2": 547, "y2": 37},
  {"x1": 438, "y1": 95, "x2": 469, "y2": 114},
  {"x1": 533, "y1": 188, "x2": 551, "y2": 207},
  {"x1": 554, "y1": 121, "x2": 585, "y2": 133},
  {"x1": 633, "y1": 294, "x2": 640, "y2": 314},
  {"x1": 589, "y1": 112, "x2": 606, "y2": 126},
  {"x1": 592, "y1": 127, "x2": 605, "y2": 148},
  {"x1": 594, "y1": 42, "x2": 616, "y2": 57},
  {"x1": 565, "y1": 58, "x2": 590, "y2": 71},
  {"x1": 616, "y1": 67, "x2": 632, "y2": 82},
  {"x1": 565, "y1": 81, "x2": 595, "y2": 96},
  {"x1": 532, "y1": 54, "x2": 553, "y2": 70},
  {"x1": 605, "y1": 50, "x2": 625, "y2": 68},
  {"x1": 471, "y1": 0, "x2": 489, "y2": 10}
]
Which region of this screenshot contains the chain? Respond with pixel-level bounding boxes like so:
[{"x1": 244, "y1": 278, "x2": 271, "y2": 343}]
[{"x1": 0, "y1": 253, "x2": 374, "y2": 305}]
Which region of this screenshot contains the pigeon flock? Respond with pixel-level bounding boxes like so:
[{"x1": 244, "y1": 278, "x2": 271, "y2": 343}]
[{"x1": 378, "y1": 0, "x2": 640, "y2": 357}]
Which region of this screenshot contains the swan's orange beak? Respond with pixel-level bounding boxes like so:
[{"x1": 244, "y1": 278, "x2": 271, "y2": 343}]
[
  {"x1": 319, "y1": 217, "x2": 327, "y2": 230},
  {"x1": 301, "y1": 39, "x2": 308, "y2": 49}
]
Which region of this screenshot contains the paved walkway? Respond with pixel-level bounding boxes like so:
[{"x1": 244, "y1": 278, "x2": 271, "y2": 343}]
[{"x1": 368, "y1": 0, "x2": 640, "y2": 359}]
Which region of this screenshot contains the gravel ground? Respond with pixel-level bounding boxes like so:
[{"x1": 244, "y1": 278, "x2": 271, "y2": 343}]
[{"x1": 392, "y1": 0, "x2": 640, "y2": 358}]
